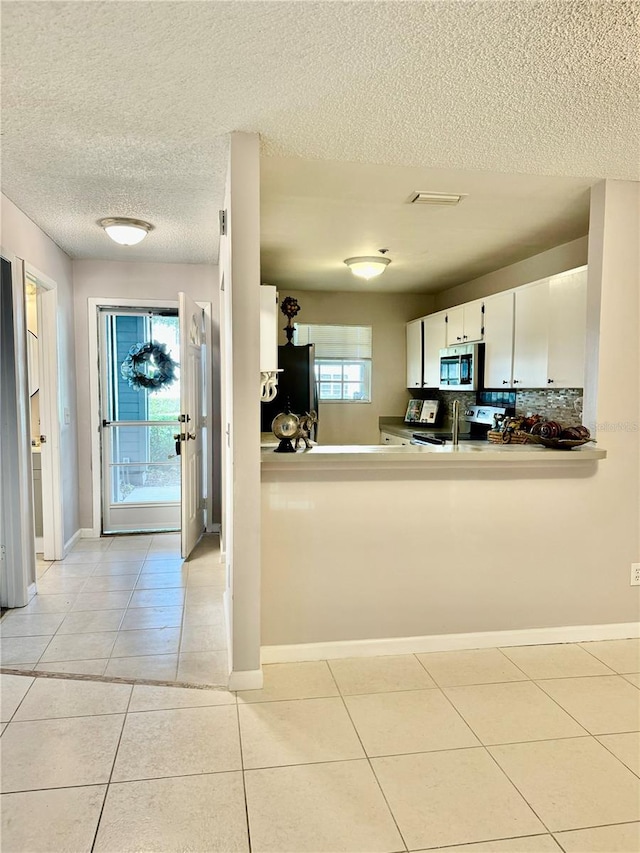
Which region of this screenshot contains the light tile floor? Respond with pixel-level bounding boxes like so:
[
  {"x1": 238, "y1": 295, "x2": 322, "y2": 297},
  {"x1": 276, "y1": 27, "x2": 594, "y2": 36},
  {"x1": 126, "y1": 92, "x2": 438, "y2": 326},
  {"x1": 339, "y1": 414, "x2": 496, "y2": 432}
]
[
  {"x1": 0, "y1": 533, "x2": 228, "y2": 685},
  {"x1": 1, "y1": 640, "x2": 639, "y2": 852}
]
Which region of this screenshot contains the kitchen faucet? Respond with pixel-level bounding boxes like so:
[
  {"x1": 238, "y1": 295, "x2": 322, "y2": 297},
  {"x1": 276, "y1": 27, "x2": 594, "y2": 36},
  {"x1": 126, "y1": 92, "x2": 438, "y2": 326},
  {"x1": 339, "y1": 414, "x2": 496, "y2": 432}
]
[{"x1": 452, "y1": 400, "x2": 460, "y2": 446}]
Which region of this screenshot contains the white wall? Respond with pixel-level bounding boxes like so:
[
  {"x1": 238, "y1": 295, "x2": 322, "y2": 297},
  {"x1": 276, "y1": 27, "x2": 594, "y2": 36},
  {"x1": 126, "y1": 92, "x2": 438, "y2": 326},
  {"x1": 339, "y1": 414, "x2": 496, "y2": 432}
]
[
  {"x1": 434, "y1": 236, "x2": 589, "y2": 310},
  {"x1": 1, "y1": 193, "x2": 79, "y2": 545},
  {"x1": 220, "y1": 133, "x2": 263, "y2": 685},
  {"x1": 72, "y1": 259, "x2": 218, "y2": 531},
  {"x1": 261, "y1": 180, "x2": 640, "y2": 648},
  {"x1": 274, "y1": 291, "x2": 434, "y2": 444}
]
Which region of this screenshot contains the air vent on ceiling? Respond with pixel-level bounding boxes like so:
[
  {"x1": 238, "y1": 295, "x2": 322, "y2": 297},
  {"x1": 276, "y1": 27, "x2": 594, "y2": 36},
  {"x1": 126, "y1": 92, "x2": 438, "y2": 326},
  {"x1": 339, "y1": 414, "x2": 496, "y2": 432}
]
[{"x1": 408, "y1": 192, "x2": 465, "y2": 205}]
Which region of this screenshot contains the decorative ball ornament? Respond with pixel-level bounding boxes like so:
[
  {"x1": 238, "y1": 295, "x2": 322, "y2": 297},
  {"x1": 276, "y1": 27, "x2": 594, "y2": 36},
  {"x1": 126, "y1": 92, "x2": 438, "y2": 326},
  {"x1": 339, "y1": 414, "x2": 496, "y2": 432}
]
[
  {"x1": 271, "y1": 410, "x2": 300, "y2": 453},
  {"x1": 121, "y1": 341, "x2": 178, "y2": 392}
]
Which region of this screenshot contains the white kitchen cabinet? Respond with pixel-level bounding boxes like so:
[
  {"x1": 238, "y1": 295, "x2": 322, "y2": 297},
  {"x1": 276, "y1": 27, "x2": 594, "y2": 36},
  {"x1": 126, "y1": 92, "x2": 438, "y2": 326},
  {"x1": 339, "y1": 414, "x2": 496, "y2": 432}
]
[
  {"x1": 547, "y1": 268, "x2": 587, "y2": 388},
  {"x1": 512, "y1": 269, "x2": 587, "y2": 389},
  {"x1": 380, "y1": 431, "x2": 411, "y2": 445},
  {"x1": 445, "y1": 301, "x2": 484, "y2": 346},
  {"x1": 422, "y1": 311, "x2": 447, "y2": 388},
  {"x1": 512, "y1": 279, "x2": 550, "y2": 388},
  {"x1": 260, "y1": 285, "x2": 278, "y2": 372},
  {"x1": 406, "y1": 318, "x2": 423, "y2": 389},
  {"x1": 483, "y1": 291, "x2": 515, "y2": 388}
]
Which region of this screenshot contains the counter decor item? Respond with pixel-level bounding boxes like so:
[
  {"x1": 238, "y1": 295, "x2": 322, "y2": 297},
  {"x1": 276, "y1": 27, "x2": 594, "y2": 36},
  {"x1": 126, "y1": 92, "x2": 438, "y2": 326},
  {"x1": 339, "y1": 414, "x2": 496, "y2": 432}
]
[
  {"x1": 294, "y1": 411, "x2": 317, "y2": 450},
  {"x1": 280, "y1": 296, "x2": 301, "y2": 344},
  {"x1": 271, "y1": 406, "x2": 300, "y2": 453},
  {"x1": 488, "y1": 417, "x2": 593, "y2": 449},
  {"x1": 121, "y1": 341, "x2": 178, "y2": 392}
]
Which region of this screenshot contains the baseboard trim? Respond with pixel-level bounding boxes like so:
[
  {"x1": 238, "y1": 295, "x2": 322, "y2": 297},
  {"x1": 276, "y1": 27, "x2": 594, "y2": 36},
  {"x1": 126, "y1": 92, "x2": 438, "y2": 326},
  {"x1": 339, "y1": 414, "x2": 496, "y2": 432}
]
[
  {"x1": 80, "y1": 527, "x2": 100, "y2": 539},
  {"x1": 261, "y1": 622, "x2": 640, "y2": 664},
  {"x1": 34, "y1": 537, "x2": 44, "y2": 554},
  {"x1": 63, "y1": 529, "x2": 82, "y2": 555},
  {"x1": 228, "y1": 669, "x2": 264, "y2": 691}
]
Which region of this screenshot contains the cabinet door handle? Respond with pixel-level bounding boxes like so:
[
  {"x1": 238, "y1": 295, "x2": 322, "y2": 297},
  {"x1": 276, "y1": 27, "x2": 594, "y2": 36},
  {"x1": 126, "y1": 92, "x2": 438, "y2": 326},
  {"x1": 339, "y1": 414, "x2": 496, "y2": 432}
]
[
  {"x1": 513, "y1": 379, "x2": 520, "y2": 384},
  {"x1": 547, "y1": 378, "x2": 554, "y2": 384},
  {"x1": 502, "y1": 380, "x2": 510, "y2": 385},
  {"x1": 456, "y1": 336, "x2": 462, "y2": 341}
]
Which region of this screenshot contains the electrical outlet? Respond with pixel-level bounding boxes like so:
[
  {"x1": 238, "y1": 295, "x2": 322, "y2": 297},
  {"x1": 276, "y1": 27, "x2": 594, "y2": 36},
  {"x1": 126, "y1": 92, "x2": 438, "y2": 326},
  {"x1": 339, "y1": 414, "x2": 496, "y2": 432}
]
[{"x1": 631, "y1": 563, "x2": 640, "y2": 586}]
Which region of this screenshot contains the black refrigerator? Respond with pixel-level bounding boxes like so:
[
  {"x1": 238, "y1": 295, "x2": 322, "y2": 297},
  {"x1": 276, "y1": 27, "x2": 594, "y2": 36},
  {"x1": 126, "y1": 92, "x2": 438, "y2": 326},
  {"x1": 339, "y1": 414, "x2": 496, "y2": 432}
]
[{"x1": 261, "y1": 343, "x2": 319, "y2": 441}]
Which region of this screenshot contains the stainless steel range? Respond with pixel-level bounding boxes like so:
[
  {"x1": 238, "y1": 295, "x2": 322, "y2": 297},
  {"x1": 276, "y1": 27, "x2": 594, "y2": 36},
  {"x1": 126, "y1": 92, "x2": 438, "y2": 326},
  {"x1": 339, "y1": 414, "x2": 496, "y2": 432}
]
[{"x1": 411, "y1": 405, "x2": 512, "y2": 446}]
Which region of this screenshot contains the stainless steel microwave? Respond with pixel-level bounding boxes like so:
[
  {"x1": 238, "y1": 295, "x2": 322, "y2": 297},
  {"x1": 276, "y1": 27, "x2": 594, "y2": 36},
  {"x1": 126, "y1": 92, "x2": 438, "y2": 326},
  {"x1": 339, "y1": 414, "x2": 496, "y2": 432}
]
[{"x1": 438, "y1": 343, "x2": 484, "y2": 390}]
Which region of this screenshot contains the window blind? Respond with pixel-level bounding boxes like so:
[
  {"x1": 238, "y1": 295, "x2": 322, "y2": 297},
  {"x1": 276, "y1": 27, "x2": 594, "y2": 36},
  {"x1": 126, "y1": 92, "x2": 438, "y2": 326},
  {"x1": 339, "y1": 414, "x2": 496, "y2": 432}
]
[{"x1": 294, "y1": 324, "x2": 372, "y2": 359}]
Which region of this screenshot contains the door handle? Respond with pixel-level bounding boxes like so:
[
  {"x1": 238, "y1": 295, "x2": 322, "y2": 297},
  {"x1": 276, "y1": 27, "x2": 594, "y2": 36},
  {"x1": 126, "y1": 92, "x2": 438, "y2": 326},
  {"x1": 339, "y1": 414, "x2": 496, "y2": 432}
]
[
  {"x1": 173, "y1": 433, "x2": 185, "y2": 456},
  {"x1": 186, "y1": 432, "x2": 196, "y2": 441}
]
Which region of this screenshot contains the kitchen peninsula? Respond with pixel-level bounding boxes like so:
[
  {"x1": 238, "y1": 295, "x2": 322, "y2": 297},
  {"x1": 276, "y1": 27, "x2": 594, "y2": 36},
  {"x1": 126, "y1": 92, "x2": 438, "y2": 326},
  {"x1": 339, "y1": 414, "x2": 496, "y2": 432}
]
[
  {"x1": 260, "y1": 440, "x2": 608, "y2": 663},
  {"x1": 261, "y1": 441, "x2": 605, "y2": 468}
]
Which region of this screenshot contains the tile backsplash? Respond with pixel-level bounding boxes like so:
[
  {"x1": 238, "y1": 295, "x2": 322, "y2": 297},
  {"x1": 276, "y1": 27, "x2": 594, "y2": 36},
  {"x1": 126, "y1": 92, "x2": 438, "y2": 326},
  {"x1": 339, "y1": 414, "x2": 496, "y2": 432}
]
[
  {"x1": 514, "y1": 388, "x2": 583, "y2": 425},
  {"x1": 410, "y1": 388, "x2": 584, "y2": 427}
]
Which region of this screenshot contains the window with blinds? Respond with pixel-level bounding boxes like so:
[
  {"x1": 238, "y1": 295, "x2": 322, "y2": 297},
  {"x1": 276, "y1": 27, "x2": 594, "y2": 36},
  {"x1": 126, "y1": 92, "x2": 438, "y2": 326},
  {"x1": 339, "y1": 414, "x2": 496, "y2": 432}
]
[{"x1": 294, "y1": 324, "x2": 372, "y2": 402}]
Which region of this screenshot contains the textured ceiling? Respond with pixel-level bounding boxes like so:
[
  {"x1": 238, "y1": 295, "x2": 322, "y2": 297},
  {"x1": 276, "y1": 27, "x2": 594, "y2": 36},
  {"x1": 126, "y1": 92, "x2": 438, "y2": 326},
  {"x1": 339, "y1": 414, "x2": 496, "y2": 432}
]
[
  {"x1": 1, "y1": 1, "x2": 638, "y2": 281},
  {"x1": 260, "y1": 158, "x2": 593, "y2": 293}
]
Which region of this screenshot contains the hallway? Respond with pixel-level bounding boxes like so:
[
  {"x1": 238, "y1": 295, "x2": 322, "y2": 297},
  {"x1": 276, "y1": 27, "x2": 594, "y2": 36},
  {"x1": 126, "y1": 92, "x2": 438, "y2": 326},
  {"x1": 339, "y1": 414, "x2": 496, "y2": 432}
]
[
  {"x1": 0, "y1": 534, "x2": 227, "y2": 685},
  {"x1": 1, "y1": 640, "x2": 639, "y2": 851}
]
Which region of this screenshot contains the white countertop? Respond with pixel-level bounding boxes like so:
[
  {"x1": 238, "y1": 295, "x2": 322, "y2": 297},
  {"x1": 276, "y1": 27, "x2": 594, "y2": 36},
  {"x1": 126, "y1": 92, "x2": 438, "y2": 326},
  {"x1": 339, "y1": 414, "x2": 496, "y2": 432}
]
[{"x1": 261, "y1": 442, "x2": 606, "y2": 470}]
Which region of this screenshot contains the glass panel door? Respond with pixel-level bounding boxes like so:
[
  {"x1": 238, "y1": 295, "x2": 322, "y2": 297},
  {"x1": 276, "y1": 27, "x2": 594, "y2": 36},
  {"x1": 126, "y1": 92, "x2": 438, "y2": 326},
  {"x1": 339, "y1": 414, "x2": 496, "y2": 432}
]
[{"x1": 100, "y1": 310, "x2": 181, "y2": 533}]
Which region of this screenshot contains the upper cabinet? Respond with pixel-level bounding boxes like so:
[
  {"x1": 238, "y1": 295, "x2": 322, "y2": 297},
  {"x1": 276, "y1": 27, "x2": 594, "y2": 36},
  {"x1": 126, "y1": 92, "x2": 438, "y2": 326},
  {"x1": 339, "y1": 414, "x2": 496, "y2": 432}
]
[
  {"x1": 406, "y1": 318, "x2": 423, "y2": 389},
  {"x1": 423, "y1": 312, "x2": 447, "y2": 388},
  {"x1": 483, "y1": 291, "x2": 515, "y2": 388},
  {"x1": 445, "y1": 301, "x2": 484, "y2": 346},
  {"x1": 406, "y1": 266, "x2": 588, "y2": 392},
  {"x1": 512, "y1": 269, "x2": 587, "y2": 389},
  {"x1": 547, "y1": 269, "x2": 587, "y2": 388},
  {"x1": 512, "y1": 280, "x2": 550, "y2": 388}
]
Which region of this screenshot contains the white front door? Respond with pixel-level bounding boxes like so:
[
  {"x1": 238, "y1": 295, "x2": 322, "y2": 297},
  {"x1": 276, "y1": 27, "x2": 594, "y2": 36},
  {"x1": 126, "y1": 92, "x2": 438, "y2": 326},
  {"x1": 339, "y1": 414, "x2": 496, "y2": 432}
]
[
  {"x1": 99, "y1": 309, "x2": 181, "y2": 534},
  {"x1": 179, "y1": 292, "x2": 206, "y2": 559}
]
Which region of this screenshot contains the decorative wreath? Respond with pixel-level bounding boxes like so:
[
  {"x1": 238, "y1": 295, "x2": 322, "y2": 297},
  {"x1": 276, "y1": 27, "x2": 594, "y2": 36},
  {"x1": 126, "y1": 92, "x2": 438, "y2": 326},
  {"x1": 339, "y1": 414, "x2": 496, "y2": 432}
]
[{"x1": 121, "y1": 341, "x2": 178, "y2": 391}]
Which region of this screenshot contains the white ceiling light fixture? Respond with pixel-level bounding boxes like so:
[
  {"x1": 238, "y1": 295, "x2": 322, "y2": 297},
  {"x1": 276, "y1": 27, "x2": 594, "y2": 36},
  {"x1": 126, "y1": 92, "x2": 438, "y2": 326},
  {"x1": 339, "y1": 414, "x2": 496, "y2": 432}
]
[
  {"x1": 344, "y1": 252, "x2": 391, "y2": 281},
  {"x1": 408, "y1": 192, "x2": 465, "y2": 205},
  {"x1": 99, "y1": 217, "x2": 153, "y2": 246}
]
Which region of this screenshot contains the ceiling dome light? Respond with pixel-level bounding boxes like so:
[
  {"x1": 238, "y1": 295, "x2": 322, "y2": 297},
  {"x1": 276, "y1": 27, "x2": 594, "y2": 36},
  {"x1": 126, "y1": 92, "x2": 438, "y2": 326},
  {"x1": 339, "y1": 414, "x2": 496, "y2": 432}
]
[
  {"x1": 344, "y1": 256, "x2": 391, "y2": 280},
  {"x1": 99, "y1": 217, "x2": 153, "y2": 246}
]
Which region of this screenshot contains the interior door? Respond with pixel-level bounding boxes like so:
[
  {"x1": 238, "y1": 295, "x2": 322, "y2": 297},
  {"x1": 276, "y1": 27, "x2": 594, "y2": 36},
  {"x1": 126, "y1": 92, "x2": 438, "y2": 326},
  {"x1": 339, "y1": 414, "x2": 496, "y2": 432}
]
[{"x1": 179, "y1": 292, "x2": 206, "y2": 559}]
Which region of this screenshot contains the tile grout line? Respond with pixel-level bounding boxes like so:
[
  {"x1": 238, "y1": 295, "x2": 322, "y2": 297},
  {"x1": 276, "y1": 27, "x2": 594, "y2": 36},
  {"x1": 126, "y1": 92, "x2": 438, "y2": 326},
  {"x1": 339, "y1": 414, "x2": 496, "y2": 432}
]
[
  {"x1": 88, "y1": 678, "x2": 134, "y2": 853},
  {"x1": 429, "y1": 664, "x2": 638, "y2": 836},
  {"x1": 592, "y1": 733, "x2": 640, "y2": 780},
  {"x1": 412, "y1": 667, "x2": 557, "y2": 835},
  {"x1": 236, "y1": 695, "x2": 254, "y2": 853},
  {"x1": 531, "y1": 675, "x2": 624, "y2": 737},
  {"x1": 480, "y1": 742, "x2": 555, "y2": 836},
  {"x1": 326, "y1": 658, "x2": 410, "y2": 853},
  {"x1": 2, "y1": 669, "x2": 38, "y2": 726}
]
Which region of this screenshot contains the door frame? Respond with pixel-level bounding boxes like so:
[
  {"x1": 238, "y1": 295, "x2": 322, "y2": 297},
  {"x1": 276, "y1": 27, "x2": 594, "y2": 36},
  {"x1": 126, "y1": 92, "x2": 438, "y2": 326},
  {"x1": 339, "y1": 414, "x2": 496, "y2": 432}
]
[
  {"x1": 25, "y1": 263, "x2": 65, "y2": 561},
  {"x1": 88, "y1": 297, "x2": 213, "y2": 538},
  {"x1": 0, "y1": 248, "x2": 34, "y2": 606}
]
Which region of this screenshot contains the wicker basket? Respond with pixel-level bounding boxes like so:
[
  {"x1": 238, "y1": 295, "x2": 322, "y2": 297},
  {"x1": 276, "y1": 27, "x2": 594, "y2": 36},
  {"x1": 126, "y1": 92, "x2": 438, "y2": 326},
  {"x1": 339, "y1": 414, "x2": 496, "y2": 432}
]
[{"x1": 487, "y1": 430, "x2": 534, "y2": 445}]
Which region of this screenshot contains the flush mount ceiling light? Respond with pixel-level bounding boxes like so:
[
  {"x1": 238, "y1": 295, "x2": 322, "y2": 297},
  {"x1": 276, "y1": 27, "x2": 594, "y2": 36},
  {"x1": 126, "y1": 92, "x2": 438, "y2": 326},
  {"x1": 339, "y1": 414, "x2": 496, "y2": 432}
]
[
  {"x1": 99, "y1": 217, "x2": 153, "y2": 246},
  {"x1": 408, "y1": 192, "x2": 465, "y2": 205},
  {"x1": 344, "y1": 254, "x2": 391, "y2": 280}
]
